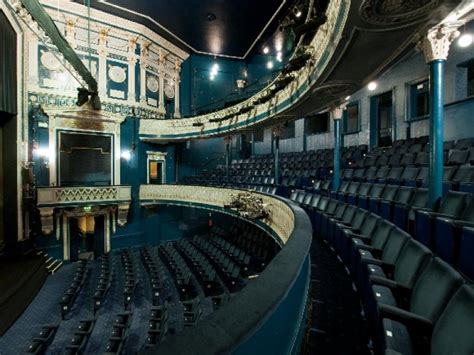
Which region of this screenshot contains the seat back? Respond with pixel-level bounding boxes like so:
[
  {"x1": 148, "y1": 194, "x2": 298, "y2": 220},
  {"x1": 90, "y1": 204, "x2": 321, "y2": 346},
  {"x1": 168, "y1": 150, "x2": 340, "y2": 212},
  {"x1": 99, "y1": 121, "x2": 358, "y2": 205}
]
[
  {"x1": 459, "y1": 227, "x2": 474, "y2": 280},
  {"x1": 381, "y1": 228, "x2": 410, "y2": 264},
  {"x1": 410, "y1": 188, "x2": 429, "y2": 209},
  {"x1": 431, "y1": 285, "x2": 474, "y2": 355},
  {"x1": 289, "y1": 191, "x2": 298, "y2": 201},
  {"x1": 346, "y1": 182, "x2": 361, "y2": 194},
  {"x1": 323, "y1": 199, "x2": 339, "y2": 215},
  {"x1": 339, "y1": 181, "x2": 350, "y2": 193},
  {"x1": 387, "y1": 167, "x2": 403, "y2": 180},
  {"x1": 410, "y1": 257, "x2": 464, "y2": 323},
  {"x1": 460, "y1": 197, "x2": 474, "y2": 222},
  {"x1": 296, "y1": 192, "x2": 306, "y2": 204},
  {"x1": 393, "y1": 239, "x2": 432, "y2": 288},
  {"x1": 438, "y1": 191, "x2": 466, "y2": 217},
  {"x1": 331, "y1": 202, "x2": 346, "y2": 219},
  {"x1": 351, "y1": 210, "x2": 367, "y2": 230},
  {"x1": 365, "y1": 166, "x2": 378, "y2": 180},
  {"x1": 393, "y1": 187, "x2": 413, "y2": 204},
  {"x1": 360, "y1": 213, "x2": 380, "y2": 236},
  {"x1": 380, "y1": 185, "x2": 398, "y2": 201},
  {"x1": 302, "y1": 193, "x2": 313, "y2": 206},
  {"x1": 400, "y1": 167, "x2": 419, "y2": 180},
  {"x1": 357, "y1": 183, "x2": 371, "y2": 196},
  {"x1": 310, "y1": 195, "x2": 321, "y2": 208},
  {"x1": 452, "y1": 165, "x2": 474, "y2": 183},
  {"x1": 369, "y1": 184, "x2": 385, "y2": 199},
  {"x1": 375, "y1": 166, "x2": 389, "y2": 179},
  {"x1": 317, "y1": 197, "x2": 329, "y2": 211},
  {"x1": 371, "y1": 221, "x2": 395, "y2": 250},
  {"x1": 341, "y1": 205, "x2": 357, "y2": 224}
]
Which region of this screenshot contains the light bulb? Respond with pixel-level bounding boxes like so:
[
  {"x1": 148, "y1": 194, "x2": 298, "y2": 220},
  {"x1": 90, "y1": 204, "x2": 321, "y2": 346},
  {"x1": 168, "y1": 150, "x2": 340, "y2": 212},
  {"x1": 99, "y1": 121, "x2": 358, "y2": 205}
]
[{"x1": 458, "y1": 33, "x2": 472, "y2": 48}]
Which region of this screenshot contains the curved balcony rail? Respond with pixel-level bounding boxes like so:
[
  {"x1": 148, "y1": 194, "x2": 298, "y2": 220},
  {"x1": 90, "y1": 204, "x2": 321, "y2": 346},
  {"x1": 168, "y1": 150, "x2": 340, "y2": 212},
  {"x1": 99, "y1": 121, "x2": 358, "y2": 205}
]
[
  {"x1": 139, "y1": 184, "x2": 312, "y2": 354},
  {"x1": 139, "y1": 0, "x2": 350, "y2": 142}
]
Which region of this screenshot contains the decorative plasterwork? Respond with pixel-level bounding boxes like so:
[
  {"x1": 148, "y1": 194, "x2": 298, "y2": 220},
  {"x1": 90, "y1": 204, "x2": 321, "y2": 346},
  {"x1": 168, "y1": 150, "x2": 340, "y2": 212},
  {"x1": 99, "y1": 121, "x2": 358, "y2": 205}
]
[
  {"x1": 416, "y1": 24, "x2": 461, "y2": 62},
  {"x1": 138, "y1": 0, "x2": 350, "y2": 141},
  {"x1": 139, "y1": 185, "x2": 295, "y2": 244},
  {"x1": 36, "y1": 185, "x2": 132, "y2": 235},
  {"x1": 330, "y1": 102, "x2": 348, "y2": 121},
  {"x1": 37, "y1": 186, "x2": 131, "y2": 206},
  {"x1": 359, "y1": 0, "x2": 439, "y2": 25}
]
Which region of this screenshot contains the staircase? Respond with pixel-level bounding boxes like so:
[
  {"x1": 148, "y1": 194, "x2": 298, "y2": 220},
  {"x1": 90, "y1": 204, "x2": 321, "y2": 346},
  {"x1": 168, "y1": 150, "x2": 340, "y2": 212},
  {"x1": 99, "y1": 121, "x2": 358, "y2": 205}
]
[{"x1": 37, "y1": 250, "x2": 63, "y2": 275}]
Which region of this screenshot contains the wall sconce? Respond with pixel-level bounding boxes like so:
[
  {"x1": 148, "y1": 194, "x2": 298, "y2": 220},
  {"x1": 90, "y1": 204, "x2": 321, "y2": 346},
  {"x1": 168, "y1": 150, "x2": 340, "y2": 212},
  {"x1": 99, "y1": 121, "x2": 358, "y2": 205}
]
[
  {"x1": 33, "y1": 147, "x2": 54, "y2": 168},
  {"x1": 121, "y1": 150, "x2": 132, "y2": 161}
]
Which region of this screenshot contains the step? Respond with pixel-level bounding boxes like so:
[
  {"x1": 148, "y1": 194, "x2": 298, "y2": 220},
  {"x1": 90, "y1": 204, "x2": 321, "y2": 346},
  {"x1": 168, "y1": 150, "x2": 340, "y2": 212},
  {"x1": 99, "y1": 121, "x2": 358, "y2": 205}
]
[{"x1": 49, "y1": 261, "x2": 63, "y2": 275}]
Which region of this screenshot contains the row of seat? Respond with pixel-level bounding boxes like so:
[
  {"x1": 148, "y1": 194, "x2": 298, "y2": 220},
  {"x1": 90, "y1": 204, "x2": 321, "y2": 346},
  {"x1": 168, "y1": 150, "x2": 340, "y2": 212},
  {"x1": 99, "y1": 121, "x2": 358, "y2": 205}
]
[
  {"x1": 298, "y1": 185, "x2": 474, "y2": 280},
  {"x1": 94, "y1": 255, "x2": 112, "y2": 314},
  {"x1": 121, "y1": 250, "x2": 137, "y2": 310},
  {"x1": 182, "y1": 297, "x2": 203, "y2": 328},
  {"x1": 158, "y1": 244, "x2": 197, "y2": 301},
  {"x1": 290, "y1": 192, "x2": 474, "y2": 354},
  {"x1": 187, "y1": 237, "x2": 242, "y2": 292},
  {"x1": 25, "y1": 324, "x2": 59, "y2": 354},
  {"x1": 145, "y1": 301, "x2": 169, "y2": 348},
  {"x1": 60, "y1": 260, "x2": 88, "y2": 320},
  {"x1": 64, "y1": 318, "x2": 96, "y2": 355},
  {"x1": 104, "y1": 312, "x2": 132, "y2": 354},
  {"x1": 194, "y1": 234, "x2": 253, "y2": 275},
  {"x1": 175, "y1": 240, "x2": 224, "y2": 296},
  {"x1": 140, "y1": 247, "x2": 166, "y2": 306}
]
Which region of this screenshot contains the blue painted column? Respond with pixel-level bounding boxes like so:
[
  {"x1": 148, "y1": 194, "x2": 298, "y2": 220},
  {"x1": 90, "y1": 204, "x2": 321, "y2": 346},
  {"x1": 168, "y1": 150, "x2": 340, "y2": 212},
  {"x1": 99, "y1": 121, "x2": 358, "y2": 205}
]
[
  {"x1": 428, "y1": 59, "x2": 445, "y2": 207},
  {"x1": 333, "y1": 118, "x2": 342, "y2": 190},
  {"x1": 274, "y1": 135, "x2": 280, "y2": 185},
  {"x1": 225, "y1": 138, "x2": 230, "y2": 183}
]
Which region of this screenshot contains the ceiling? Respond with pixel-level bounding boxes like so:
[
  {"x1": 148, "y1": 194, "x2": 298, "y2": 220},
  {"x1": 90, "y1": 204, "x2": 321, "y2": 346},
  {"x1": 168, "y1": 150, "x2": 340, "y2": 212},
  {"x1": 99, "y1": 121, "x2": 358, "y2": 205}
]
[{"x1": 83, "y1": 0, "x2": 288, "y2": 58}]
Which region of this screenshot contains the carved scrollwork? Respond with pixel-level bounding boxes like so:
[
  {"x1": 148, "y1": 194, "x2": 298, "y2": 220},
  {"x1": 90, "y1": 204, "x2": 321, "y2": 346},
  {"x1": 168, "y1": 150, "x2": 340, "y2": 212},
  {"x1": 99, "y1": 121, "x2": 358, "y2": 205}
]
[{"x1": 360, "y1": 0, "x2": 439, "y2": 25}]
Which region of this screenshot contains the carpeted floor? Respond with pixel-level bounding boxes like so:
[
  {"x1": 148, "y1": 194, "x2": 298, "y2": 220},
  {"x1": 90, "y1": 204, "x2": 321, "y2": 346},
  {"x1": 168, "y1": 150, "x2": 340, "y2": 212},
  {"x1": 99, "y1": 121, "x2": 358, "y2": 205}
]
[{"x1": 306, "y1": 236, "x2": 371, "y2": 355}]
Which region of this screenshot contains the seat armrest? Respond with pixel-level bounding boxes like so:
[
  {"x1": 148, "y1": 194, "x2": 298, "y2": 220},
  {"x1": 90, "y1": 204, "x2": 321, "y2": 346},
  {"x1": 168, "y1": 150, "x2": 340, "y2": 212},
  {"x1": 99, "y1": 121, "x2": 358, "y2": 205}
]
[
  {"x1": 369, "y1": 275, "x2": 399, "y2": 289},
  {"x1": 379, "y1": 304, "x2": 433, "y2": 335},
  {"x1": 361, "y1": 257, "x2": 383, "y2": 266}
]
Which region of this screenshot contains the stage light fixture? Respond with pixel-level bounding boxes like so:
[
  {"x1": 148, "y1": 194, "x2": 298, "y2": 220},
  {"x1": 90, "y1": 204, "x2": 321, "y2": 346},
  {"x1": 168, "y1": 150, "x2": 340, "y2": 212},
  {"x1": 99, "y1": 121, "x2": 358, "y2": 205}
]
[
  {"x1": 263, "y1": 46, "x2": 270, "y2": 54},
  {"x1": 458, "y1": 33, "x2": 472, "y2": 47}
]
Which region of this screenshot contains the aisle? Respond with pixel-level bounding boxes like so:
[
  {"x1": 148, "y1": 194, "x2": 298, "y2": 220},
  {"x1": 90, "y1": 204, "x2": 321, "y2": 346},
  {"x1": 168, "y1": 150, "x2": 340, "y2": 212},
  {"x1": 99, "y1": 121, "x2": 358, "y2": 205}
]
[{"x1": 306, "y1": 237, "x2": 371, "y2": 355}]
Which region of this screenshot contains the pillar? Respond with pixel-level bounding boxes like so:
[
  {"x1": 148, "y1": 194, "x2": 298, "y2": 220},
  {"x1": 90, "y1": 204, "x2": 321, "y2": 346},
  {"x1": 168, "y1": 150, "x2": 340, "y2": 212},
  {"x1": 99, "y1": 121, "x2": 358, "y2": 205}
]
[
  {"x1": 418, "y1": 24, "x2": 460, "y2": 207},
  {"x1": 331, "y1": 104, "x2": 346, "y2": 191},
  {"x1": 225, "y1": 136, "x2": 231, "y2": 183},
  {"x1": 273, "y1": 125, "x2": 283, "y2": 184},
  {"x1": 174, "y1": 60, "x2": 181, "y2": 118}
]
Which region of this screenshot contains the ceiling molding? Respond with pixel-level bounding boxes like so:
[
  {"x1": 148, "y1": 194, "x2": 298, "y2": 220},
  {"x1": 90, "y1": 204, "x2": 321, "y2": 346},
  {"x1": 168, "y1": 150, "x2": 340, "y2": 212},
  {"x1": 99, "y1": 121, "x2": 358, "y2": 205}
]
[{"x1": 98, "y1": 0, "x2": 287, "y2": 59}]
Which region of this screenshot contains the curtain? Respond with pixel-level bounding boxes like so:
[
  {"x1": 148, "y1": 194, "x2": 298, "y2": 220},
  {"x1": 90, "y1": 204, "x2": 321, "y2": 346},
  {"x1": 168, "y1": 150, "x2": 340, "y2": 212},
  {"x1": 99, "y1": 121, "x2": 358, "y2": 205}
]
[{"x1": 0, "y1": 11, "x2": 17, "y2": 116}]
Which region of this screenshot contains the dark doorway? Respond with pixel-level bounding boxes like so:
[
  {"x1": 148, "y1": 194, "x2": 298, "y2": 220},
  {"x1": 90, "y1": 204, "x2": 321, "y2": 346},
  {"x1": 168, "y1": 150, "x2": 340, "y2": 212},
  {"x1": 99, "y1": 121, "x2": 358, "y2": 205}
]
[
  {"x1": 370, "y1": 91, "x2": 393, "y2": 148},
  {"x1": 69, "y1": 216, "x2": 105, "y2": 261},
  {"x1": 149, "y1": 160, "x2": 164, "y2": 184}
]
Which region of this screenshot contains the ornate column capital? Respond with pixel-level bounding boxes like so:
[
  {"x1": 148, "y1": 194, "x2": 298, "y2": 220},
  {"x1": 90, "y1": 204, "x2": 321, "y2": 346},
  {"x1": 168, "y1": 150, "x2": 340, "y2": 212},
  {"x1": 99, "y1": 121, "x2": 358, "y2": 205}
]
[
  {"x1": 417, "y1": 24, "x2": 461, "y2": 62},
  {"x1": 330, "y1": 102, "x2": 348, "y2": 121},
  {"x1": 272, "y1": 124, "x2": 285, "y2": 138}
]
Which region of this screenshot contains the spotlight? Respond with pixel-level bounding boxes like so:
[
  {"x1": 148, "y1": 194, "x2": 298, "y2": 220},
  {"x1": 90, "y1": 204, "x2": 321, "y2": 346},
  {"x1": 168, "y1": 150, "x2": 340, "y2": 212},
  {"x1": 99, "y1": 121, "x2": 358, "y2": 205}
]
[
  {"x1": 192, "y1": 122, "x2": 204, "y2": 127},
  {"x1": 263, "y1": 46, "x2": 270, "y2": 54},
  {"x1": 345, "y1": 95, "x2": 351, "y2": 101},
  {"x1": 76, "y1": 87, "x2": 89, "y2": 106},
  {"x1": 368, "y1": 82, "x2": 377, "y2": 91},
  {"x1": 281, "y1": 52, "x2": 311, "y2": 74},
  {"x1": 267, "y1": 61, "x2": 274, "y2": 69},
  {"x1": 121, "y1": 150, "x2": 131, "y2": 160},
  {"x1": 458, "y1": 33, "x2": 473, "y2": 47},
  {"x1": 295, "y1": 10, "x2": 302, "y2": 17}
]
